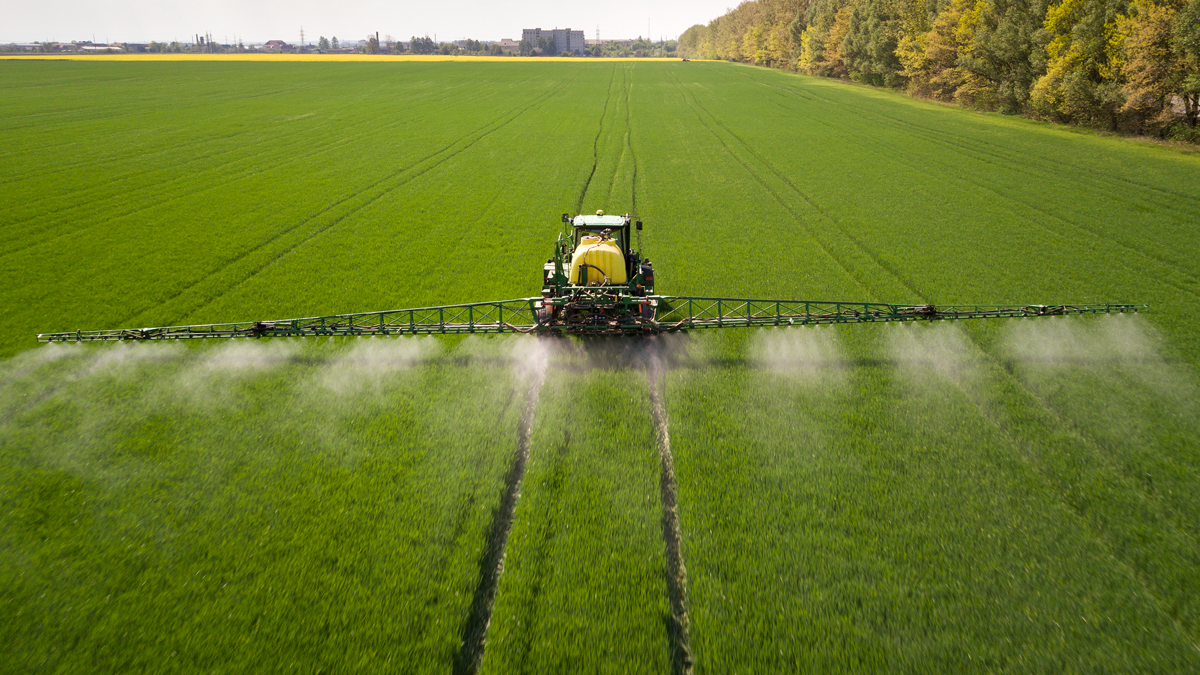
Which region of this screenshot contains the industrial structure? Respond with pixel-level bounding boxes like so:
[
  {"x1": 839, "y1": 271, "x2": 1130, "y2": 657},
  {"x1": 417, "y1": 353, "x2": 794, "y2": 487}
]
[{"x1": 521, "y1": 28, "x2": 585, "y2": 55}]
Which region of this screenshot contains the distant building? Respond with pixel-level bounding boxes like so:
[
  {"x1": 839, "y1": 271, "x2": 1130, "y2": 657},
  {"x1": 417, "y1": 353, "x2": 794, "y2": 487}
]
[
  {"x1": 521, "y1": 28, "x2": 584, "y2": 55},
  {"x1": 263, "y1": 40, "x2": 290, "y2": 51},
  {"x1": 495, "y1": 39, "x2": 520, "y2": 53}
]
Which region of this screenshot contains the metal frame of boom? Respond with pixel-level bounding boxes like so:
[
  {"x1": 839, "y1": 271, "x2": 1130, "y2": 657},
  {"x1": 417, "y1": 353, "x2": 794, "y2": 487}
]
[{"x1": 36, "y1": 297, "x2": 1145, "y2": 342}]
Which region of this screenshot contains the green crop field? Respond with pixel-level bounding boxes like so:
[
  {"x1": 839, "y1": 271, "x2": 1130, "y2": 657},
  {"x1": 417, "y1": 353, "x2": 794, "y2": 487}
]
[{"x1": 3, "y1": 58, "x2": 1200, "y2": 673}]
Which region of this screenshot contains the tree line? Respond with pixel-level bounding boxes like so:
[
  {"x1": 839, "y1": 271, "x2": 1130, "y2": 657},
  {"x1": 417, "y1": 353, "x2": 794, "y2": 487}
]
[{"x1": 678, "y1": 0, "x2": 1200, "y2": 140}]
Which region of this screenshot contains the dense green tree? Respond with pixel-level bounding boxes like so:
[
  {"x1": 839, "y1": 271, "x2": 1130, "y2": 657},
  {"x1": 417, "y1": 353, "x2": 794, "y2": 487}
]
[
  {"x1": 843, "y1": 0, "x2": 906, "y2": 85},
  {"x1": 409, "y1": 36, "x2": 435, "y2": 54},
  {"x1": 796, "y1": 0, "x2": 848, "y2": 75},
  {"x1": 685, "y1": 0, "x2": 1198, "y2": 140},
  {"x1": 1176, "y1": 0, "x2": 1200, "y2": 125},
  {"x1": 537, "y1": 36, "x2": 557, "y2": 56},
  {"x1": 1031, "y1": 0, "x2": 1131, "y2": 128},
  {"x1": 1119, "y1": 0, "x2": 1200, "y2": 132},
  {"x1": 965, "y1": 0, "x2": 1054, "y2": 110}
]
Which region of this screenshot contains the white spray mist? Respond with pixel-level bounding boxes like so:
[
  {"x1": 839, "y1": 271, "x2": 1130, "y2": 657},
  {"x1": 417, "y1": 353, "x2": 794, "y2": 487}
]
[
  {"x1": 88, "y1": 341, "x2": 186, "y2": 376},
  {"x1": 509, "y1": 335, "x2": 554, "y2": 387},
  {"x1": 175, "y1": 339, "x2": 302, "y2": 407},
  {"x1": 317, "y1": 337, "x2": 438, "y2": 395},
  {"x1": 749, "y1": 326, "x2": 845, "y2": 385},
  {"x1": 1001, "y1": 314, "x2": 1156, "y2": 368},
  {"x1": 886, "y1": 321, "x2": 978, "y2": 389}
]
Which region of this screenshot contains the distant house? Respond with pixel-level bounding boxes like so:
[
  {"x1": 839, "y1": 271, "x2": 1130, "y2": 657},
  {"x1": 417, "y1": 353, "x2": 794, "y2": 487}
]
[
  {"x1": 495, "y1": 39, "x2": 520, "y2": 53},
  {"x1": 263, "y1": 40, "x2": 290, "y2": 51}
]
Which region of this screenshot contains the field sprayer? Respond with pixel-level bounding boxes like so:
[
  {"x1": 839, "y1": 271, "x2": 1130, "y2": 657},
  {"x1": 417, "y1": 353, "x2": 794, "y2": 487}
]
[{"x1": 37, "y1": 212, "x2": 1144, "y2": 343}]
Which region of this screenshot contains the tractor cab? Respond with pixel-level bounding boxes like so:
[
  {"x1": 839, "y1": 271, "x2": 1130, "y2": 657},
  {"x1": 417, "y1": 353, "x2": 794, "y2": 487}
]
[
  {"x1": 567, "y1": 213, "x2": 632, "y2": 252},
  {"x1": 542, "y1": 211, "x2": 654, "y2": 296}
]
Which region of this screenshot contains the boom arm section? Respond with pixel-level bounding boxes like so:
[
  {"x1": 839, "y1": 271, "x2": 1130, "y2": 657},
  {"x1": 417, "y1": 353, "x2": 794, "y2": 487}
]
[
  {"x1": 36, "y1": 297, "x2": 1144, "y2": 343},
  {"x1": 37, "y1": 299, "x2": 545, "y2": 342},
  {"x1": 651, "y1": 298, "x2": 1145, "y2": 331}
]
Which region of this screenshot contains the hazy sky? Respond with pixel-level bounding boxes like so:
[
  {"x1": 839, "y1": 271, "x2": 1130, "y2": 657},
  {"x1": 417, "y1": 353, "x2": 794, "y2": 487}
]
[{"x1": 5, "y1": 0, "x2": 732, "y2": 44}]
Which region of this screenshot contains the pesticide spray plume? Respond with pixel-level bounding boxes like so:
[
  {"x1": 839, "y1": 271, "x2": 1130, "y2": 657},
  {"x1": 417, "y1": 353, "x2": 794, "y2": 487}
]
[
  {"x1": 507, "y1": 334, "x2": 555, "y2": 385},
  {"x1": 317, "y1": 337, "x2": 439, "y2": 395},
  {"x1": 0, "y1": 342, "x2": 88, "y2": 390},
  {"x1": 1000, "y1": 313, "x2": 1198, "y2": 404},
  {"x1": 88, "y1": 340, "x2": 186, "y2": 376},
  {"x1": 169, "y1": 339, "x2": 304, "y2": 410},
  {"x1": 749, "y1": 326, "x2": 846, "y2": 384},
  {"x1": 886, "y1": 321, "x2": 979, "y2": 388},
  {"x1": 529, "y1": 332, "x2": 698, "y2": 376},
  {"x1": 1001, "y1": 314, "x2": 1161, "y2": 368},
  {"x1": 5, "y1": 341, "x2": 85, "y2": 371},
  {"x1": 1, "y1": 342, "x2": 188, "y2": 423},
  {"x1": 194, "y1": 339, "x2": 301, "y2": 373}
]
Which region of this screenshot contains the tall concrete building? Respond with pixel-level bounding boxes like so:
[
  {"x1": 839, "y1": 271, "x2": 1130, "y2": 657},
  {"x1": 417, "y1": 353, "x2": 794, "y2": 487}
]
[{"x1": 521, "y1": 28, "x2": 585, "y2": 55}]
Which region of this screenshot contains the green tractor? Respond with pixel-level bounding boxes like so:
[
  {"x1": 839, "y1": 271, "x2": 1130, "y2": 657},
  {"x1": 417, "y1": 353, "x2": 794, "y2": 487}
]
[{"x1": 535, "y1": 212, "x2": 658, "y2": 332}]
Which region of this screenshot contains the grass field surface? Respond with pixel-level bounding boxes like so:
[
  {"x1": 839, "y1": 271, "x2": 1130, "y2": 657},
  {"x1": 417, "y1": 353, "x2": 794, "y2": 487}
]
[{"x1": 2, "y1": 59, "x2": 1200, "y2": 672}]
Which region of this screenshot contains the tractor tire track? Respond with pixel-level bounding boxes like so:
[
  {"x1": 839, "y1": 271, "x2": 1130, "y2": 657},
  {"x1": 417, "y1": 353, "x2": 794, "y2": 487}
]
[
  {"x1": 119, "y1": 78, "x2": 574, "y2": 330},
  {"x1": 626, "y1": 66, "x2": 640, "y2": 214},
  {"x1": 0, "y1": 73, "x2": 455, "y2": 162},
  {"x1": 0, "y1": 77, "x2": 340, "y2": 167},
  {"x1": 509, "y1": 430, "x2": 573, "y2": 674},
  {"x1": 648, "y1": 352, "x2": 693, "y2": 675},
  {"x1": 743, "y1": 72, "x2": 1200, "y2": 281},
  {"x1": 742, "y1": 80, "x2": 1200, "y2": 303},
  {"x1": 2, "y1": 123, "x2": 333, "y2": 255},
  {"x1": 677, "y1": 72, "x2": 1200, "y2": 636},
  {"x1": 575, "y1": 65, "x2": 620, "y2": 214},
  {"x1": 680, "y1": 71, "x2": 1187, "y2": 312},
  {"x1": 760, "y1": 82, "x2": 1200, "y2": 302},
  {"x1": 1, "y1": 78, "x2": 530, "y2": 257},
  {"x1": 603, "y1": 65, "x2": 640, "y2": 214},
  {"x1": 6, "y1": 107, "x2": 354, "y2": 225},
  {"x1": 939, "y1": 332, "x2": 1200, "y2": 651},
  {"x1": 1, "y1": 122, "x2": 250, "y2": 193},
  {"x1": 742, "y1": 70, "x2": 1200, "y2": 211},
  {"x1": 3, "y1": 72, "x2": 498, "y2": 194},
  {"x1": 0, "y1": 83, "x2": 329, "y2": 184},
  {"x1": 675, "y1": 73, "x2": 924, "y2": 300},
  {"x1": 666, "y1": 72, "x2": 880, "y2": 301},
  {"x1": 453, "y1": 357, "x2": 547, "y2": 675},
  {"x1": 690, "y1": 72, "x2": 1200, "y2": 513},
  {"x1": 0, "y1": 104, "x2": 257, "y2": 176}
]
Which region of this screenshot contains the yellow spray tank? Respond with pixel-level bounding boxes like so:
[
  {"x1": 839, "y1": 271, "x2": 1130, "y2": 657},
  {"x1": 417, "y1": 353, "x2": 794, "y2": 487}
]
[{"x1": 569, "y1": 234, "x2": 627, "y2": 285}]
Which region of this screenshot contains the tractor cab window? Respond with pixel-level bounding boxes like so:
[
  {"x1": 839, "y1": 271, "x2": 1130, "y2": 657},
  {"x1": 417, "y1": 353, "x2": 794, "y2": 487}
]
[{"x1": 574, "y1": 227, "x2": 625, "y2": 250}]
